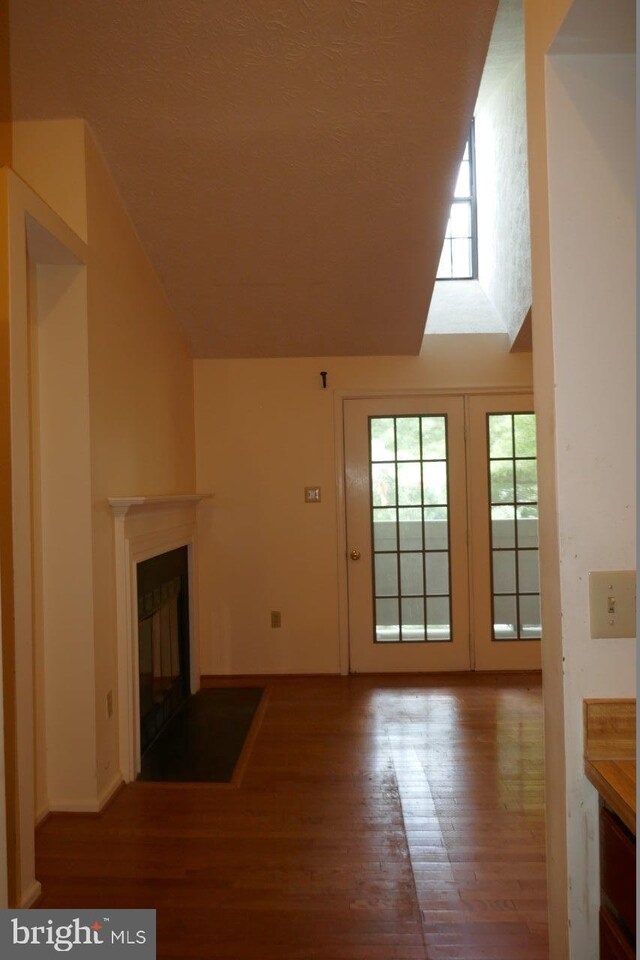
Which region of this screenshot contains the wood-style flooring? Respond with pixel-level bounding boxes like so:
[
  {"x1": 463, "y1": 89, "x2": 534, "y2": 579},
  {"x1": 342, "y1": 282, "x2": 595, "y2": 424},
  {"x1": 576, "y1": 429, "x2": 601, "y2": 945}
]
[{"x1": 36, "y1": 674, "x2": 548, "y2": 959}]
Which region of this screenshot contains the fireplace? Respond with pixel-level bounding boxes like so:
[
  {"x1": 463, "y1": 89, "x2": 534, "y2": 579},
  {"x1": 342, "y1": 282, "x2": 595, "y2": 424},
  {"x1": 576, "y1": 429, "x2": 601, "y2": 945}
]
[
  {"x1": 109, "y1": 494, "x2": 209, "y2": 782},
  {"x1": 137, "y1": 546, "x2": 190, "y2": 756}
]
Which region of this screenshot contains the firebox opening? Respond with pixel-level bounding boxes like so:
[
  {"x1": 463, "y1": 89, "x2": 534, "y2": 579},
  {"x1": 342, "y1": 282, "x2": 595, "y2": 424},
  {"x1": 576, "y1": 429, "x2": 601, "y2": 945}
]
[{"x1": 136, "y1": 546, "x2": 191, "y2": 761}]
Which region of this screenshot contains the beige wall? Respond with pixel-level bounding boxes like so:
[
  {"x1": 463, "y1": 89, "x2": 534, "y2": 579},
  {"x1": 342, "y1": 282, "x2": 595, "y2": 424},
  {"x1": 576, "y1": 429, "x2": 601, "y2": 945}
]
[
  {"x1": 475, "y1": 0, "x2": 532, "y2": 343},
  {"x1": 3, "y1": 172, "x2": 87, "y2": 906},
  {"x1": 30, "y1": 261, "x2": 96, "y2": 816},
  {"x1": 82, "y1": 128, "x2": 196, "y2": 800},
  {"x1": 0, "y1": 0, "x2": 12, "y2": 905},
  {"x1": 525, "y1": 1, "x2": 635, "y2": 957},
  {"x1": 6, "y1": 120, "x2": 196, "y2": 902},
  {"x1": 194, "y1": 334, "x2": 532, "y2": 676},
  {"x1": 546, "y1": 48, "x2": 635, "y2": 959},
  {"x1": 13, "y1": 120, "x2": 87, "y2": 242},
  {"x1": 0, "y1": 171, "x2": 13, "y2": 905}
]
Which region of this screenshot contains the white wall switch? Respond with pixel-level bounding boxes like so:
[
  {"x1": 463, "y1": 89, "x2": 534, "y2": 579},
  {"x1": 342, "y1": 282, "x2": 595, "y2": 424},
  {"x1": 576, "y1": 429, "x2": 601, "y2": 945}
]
[
  {"x1": 588, "y1": 570, "x2": 636, "y2": 638},
  {"x1": 304, "y1": 486, "x2": 321, "y2": 503}
]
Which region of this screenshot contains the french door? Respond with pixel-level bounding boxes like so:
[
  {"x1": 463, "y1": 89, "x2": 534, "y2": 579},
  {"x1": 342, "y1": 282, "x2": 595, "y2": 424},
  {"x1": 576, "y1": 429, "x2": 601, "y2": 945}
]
[
  {"x1": 344, "y1": 396, "x2": 470, "y2": 672},
  {"x1": 467, "y1": 394, "x2": 541, "y2": 670},
  {"x1": 344, "y1": 393, "x2": 541, "y2": 672}
]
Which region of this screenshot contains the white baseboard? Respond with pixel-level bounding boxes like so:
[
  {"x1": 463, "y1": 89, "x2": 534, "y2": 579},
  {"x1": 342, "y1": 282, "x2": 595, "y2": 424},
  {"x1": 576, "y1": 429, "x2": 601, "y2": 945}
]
[
  {"x1": 48, "y1": 798, "x2": 101, "y2": 813},
  {"x1": 48, "y1": 773, "x2": 124, "y2": 814},
  {"x1": 20, "y1": 879, "x2": 42, "y2": 908},
  {"x1": 97, "y1": 772, "x2": 124, "y2": 811}
]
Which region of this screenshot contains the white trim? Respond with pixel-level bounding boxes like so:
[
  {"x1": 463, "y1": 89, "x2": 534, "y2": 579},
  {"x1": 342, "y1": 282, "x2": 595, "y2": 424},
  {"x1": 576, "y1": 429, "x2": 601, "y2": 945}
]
[
  {"x1": 49, "y1": 797, "x2": 100, "y2": 813},
  {"x1": 20, "y1": 880, "x2": 42, "y2": 909},
  {"x1": 110, "y1": 496, "x2": 210, "y2": 782},
  {"x1": 48, "y1": 773, "x2": 123, "y2": 815},
  {"x1": 109, "y1": 494, "x2": 211, "y2": 514},
  {"x1": 331, "y1": 384, "x2": 532, "y2": 402},
  {"x1": 48, "y1": 798, "x2": 102, "y2": 813},
  {"x1": 333, "y1": 391, "x2": 350, "y2": 675},
  {"x1": 97, "y1": 772, "x2": 124, "y2": 811},
  {"x1": 6, "y1": 170, "x2": 89, "y2": 913},
  {"x1": 463, "y1": 394, "x2": 477, "y2": 671}
]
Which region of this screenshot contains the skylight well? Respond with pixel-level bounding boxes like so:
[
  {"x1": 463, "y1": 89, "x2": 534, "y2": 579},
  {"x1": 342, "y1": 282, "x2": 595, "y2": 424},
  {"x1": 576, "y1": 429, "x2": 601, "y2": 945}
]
[
  {"x1": 427, "y1": 0, "x2": 532, "y2": 338},
  {"x1": 436, "y1": 123, "x2": 478, "y2": 281}
]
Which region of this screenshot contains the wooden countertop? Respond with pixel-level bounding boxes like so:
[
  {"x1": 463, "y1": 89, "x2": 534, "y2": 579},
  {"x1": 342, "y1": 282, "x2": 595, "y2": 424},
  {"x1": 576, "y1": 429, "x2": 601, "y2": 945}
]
[
  {"x1": 585, "y1": 757, "x2": 636, "y2": 834},
  {"x1": 584, "y1": 699, "x2": 636, "y2": 835}
]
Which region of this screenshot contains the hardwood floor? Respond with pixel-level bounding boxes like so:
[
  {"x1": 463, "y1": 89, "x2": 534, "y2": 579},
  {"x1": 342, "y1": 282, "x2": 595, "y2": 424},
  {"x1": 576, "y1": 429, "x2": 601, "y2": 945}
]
[{"x1": 36, "y1": 674, "x2": 548, "y2": 959}]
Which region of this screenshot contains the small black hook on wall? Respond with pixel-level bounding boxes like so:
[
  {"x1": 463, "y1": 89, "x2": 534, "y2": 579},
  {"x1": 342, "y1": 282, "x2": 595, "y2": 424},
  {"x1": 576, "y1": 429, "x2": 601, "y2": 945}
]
[{"x1": 320, "y1": 371, "x2": 328, "y2": 389}]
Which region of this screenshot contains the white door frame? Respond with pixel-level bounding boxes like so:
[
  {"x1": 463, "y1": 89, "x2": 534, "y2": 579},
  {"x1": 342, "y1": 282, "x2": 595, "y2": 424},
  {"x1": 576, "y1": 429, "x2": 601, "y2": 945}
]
[
  {"x1": 4, "y1": 170, "x2": 88, "y2": 907},
  {"x1": 467, "y1": 393, "x2": 541, "y2": 670},
  {"x1": 333, "y1": 386, "x2": 535, "y2": 676}
]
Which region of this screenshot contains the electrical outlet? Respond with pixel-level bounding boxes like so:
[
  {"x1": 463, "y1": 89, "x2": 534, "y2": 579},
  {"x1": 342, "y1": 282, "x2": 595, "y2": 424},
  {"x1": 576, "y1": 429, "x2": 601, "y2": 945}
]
[
  {"x1": 588, "y1": 570, "x2": 636, "y2": 638},
  {"x1": 106, "y1": 690, "x2": 113, "y2": 719},
  {"x1": 270, "y1": 610, "x2": 282, "y2": 629}
]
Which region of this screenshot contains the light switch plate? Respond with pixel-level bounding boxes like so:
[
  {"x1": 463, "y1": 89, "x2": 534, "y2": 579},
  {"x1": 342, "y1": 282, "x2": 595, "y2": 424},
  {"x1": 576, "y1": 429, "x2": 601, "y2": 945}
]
[
  {"x1": 588, "y1": 570, "x2": 636, "y2": 638},
  {"x1": 304, "y1": 486, "x2": 321, "y2": 503}
]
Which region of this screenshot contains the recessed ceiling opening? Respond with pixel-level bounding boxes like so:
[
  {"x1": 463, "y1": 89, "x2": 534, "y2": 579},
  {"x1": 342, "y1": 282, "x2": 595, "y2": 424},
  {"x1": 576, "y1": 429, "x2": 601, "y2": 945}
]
[{"x1": 426, "y1": 0, "x2": 532, "y2": 344}]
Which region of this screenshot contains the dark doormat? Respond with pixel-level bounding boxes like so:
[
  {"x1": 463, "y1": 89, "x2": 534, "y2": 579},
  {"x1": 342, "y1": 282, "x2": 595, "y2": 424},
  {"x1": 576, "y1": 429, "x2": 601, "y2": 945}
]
[{"x1": 137, "y1": 687, "x2": 264, "y2": 783}]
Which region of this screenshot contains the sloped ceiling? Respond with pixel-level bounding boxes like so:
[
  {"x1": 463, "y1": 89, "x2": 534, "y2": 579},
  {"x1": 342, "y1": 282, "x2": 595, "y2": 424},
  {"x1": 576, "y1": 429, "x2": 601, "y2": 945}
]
[{"x1": 9, "y1": 1, "x2": 497, "y2": 357}]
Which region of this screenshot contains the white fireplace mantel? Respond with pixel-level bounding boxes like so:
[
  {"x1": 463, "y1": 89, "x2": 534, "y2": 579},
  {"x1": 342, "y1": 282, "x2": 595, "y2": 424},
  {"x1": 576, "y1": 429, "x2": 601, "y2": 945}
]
[
  {"x1": 109, "y1": 492, "x2": 212, "y2": 781},
  {"x1": 109, "y1": 493, "x2": 212, "y2": 518}
]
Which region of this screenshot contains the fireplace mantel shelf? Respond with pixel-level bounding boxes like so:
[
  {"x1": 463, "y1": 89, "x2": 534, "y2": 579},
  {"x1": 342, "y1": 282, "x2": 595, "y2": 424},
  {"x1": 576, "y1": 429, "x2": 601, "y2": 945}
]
[{"x1": 108, "y1": 494, "x2": 212, "y2": 518}]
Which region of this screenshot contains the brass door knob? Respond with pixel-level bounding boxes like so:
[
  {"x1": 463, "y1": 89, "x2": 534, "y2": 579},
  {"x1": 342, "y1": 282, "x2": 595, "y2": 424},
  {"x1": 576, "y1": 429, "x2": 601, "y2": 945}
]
[{"x1": 350, "y1": 549, "x2": 361, "y2": 561}]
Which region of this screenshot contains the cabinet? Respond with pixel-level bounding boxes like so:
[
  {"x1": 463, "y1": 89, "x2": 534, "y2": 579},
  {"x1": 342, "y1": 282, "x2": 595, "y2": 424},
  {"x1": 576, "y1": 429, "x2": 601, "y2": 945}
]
[{"x1": 600, "y1": 800, "x2": 636, "y2": 958}]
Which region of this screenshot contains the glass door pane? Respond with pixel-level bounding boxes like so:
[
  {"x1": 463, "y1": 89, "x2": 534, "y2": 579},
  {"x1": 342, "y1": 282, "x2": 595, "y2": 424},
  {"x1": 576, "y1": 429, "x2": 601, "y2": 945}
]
[
  {"x1": 370, "y1": 416, "x2": 452, "y2": 643},
  {"x1": 487, "y1": 413, "x2": 541, "y2": 640},
  {"x1": 468, "y1": 395, "x2": 542, "y2": 672}
]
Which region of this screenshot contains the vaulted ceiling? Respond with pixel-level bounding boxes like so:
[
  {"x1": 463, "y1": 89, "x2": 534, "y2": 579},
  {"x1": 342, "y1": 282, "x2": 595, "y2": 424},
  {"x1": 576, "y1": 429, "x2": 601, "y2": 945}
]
[{"x1": 9, "y1": 1, "x2": 497, "y2": 357}]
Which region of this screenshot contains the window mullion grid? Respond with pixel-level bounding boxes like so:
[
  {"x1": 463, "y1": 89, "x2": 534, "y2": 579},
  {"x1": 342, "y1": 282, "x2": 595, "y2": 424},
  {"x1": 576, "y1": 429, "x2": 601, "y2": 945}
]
[
  {"x1": 369, "y1": 422, "x2": 382, "y2": 644},
  {"x1": 486, "y1": 414, "x2": 497, "y2": 641},
  {"x1": 393, "y1": 419, "x2": 403, "y2": 642},
  {"x1": 444, "y1": 416, "x2": 452, "y2": 638},
  {"x1": 449, "y1": 198, "x2": 473, "y2": 280},
  {"x1": 419, "y1": 418, "x2": 428, "y2": 641},
  {"x1": 512, "y1": 415, "x2": 522, "y2": 639},
  {"x1": 469, "y1": 118, "x2": 479, "y2": 279}
]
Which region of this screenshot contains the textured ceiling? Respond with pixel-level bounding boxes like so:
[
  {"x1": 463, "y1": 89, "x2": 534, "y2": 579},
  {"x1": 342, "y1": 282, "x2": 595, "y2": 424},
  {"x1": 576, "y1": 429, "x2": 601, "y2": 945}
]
[{"x1": 10, "y1": 1, "x2": 497, "y2": 357}]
